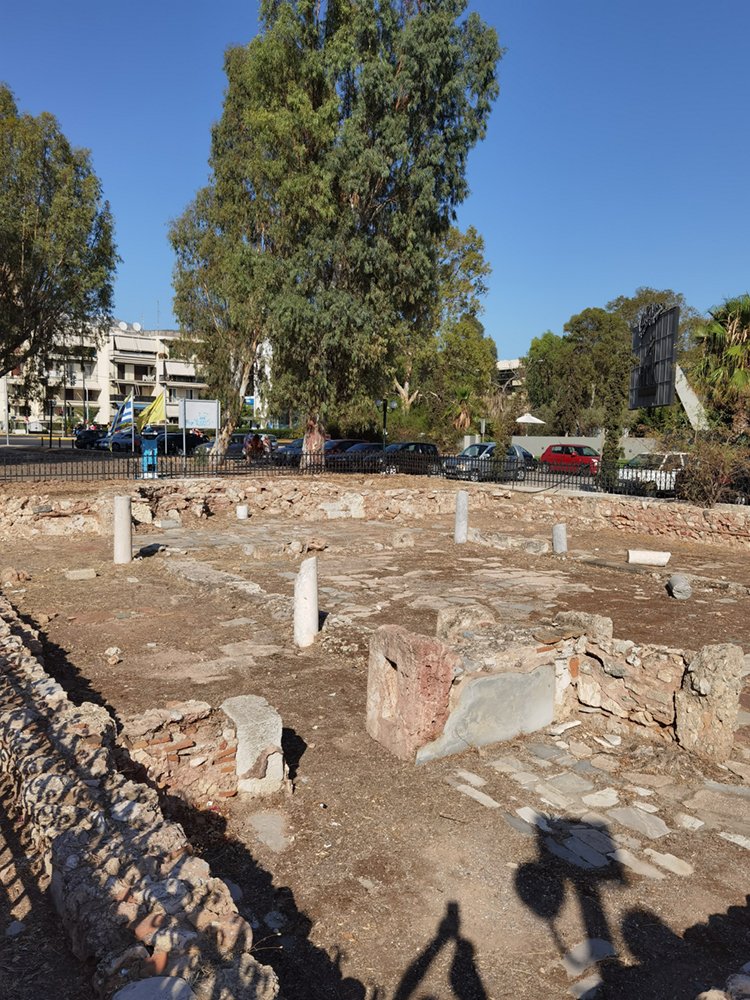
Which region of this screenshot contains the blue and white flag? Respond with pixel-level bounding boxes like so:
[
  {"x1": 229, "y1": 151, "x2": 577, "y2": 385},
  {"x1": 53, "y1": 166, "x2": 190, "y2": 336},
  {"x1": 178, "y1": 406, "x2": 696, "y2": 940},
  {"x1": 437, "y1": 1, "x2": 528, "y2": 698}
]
[{"x1": 110, "y1": 393, "x2": 134, "y2": 433}]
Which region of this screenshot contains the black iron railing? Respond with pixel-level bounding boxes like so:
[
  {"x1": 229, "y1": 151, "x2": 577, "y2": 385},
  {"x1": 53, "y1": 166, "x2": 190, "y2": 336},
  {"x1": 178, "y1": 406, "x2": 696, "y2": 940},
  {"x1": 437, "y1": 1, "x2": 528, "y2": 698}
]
[{"x1": 0, "y1": 447, "x2": 683, "y2": 497}]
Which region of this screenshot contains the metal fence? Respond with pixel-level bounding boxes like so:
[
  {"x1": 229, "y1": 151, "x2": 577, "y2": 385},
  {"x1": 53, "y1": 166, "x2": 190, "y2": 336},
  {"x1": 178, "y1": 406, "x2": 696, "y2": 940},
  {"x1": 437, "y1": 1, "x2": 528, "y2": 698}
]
[{"x1": 0, "y1": 448, "x2": 681, "y2": 498}]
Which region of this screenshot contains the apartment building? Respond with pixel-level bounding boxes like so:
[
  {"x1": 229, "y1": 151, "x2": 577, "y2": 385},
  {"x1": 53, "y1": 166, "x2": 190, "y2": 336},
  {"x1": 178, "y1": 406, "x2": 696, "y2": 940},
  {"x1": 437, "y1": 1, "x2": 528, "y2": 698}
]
[{"x1": 1, "y1": 321, "x2": 208, "y2": 431}]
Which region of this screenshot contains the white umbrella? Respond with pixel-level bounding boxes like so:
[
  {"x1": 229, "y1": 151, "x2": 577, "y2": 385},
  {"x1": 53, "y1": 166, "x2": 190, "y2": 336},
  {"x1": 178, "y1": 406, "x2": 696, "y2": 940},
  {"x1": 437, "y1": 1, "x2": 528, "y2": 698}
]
[{"x1": 515, "y1": 412, "x2": 545, "y2": 425}]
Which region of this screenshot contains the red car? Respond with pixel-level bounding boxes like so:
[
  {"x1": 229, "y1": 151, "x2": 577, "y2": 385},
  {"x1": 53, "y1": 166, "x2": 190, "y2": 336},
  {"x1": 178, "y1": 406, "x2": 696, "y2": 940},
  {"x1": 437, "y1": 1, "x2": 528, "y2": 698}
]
[{"x1": 539, "y1": 444, "x2": 600, "y2": 475}]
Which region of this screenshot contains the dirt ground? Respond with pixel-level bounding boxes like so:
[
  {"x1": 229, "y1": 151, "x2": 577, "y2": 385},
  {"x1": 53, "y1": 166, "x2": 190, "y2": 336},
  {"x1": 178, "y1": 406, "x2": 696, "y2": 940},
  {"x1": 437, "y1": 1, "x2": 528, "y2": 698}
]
[{"x1": 1, "y1": 482, "x2": 750, "y2": 999}]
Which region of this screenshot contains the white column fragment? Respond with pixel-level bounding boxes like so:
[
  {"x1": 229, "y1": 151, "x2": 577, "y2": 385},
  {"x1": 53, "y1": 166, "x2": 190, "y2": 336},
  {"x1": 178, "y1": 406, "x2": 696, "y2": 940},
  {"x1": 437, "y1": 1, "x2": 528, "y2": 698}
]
[
  {"x1": 236, "y1": 504, "x2": 249, "y2": 520},
  {"x1": 113, "y1": 496, "x2": 132, "y2": 565},
  {"x1": 454, "y1": 490, "x2": 469, "y2": 544},
  {"x1": 628, "y1": 549, "x2": 671, "y2": 566},
  {"x1": 294, "y1": 555, "x2": 319, "y2": 648},
  {"x1": 552, "y1": 523, "x2": 568, "y2": 554}
]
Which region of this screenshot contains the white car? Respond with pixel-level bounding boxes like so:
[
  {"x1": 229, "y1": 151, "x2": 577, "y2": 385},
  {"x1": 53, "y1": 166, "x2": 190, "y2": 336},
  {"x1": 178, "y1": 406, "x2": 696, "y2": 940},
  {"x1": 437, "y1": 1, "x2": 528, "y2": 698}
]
[{"x1": 618, "y1": 452, "x2": 689, "y2": 494}]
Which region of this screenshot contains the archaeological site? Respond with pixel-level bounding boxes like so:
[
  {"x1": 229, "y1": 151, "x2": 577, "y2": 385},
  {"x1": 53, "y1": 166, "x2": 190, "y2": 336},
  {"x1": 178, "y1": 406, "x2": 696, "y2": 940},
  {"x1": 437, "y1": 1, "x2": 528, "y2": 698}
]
[{"x1": 1, "y1": 475, "x2": 750, "y2": 1000}]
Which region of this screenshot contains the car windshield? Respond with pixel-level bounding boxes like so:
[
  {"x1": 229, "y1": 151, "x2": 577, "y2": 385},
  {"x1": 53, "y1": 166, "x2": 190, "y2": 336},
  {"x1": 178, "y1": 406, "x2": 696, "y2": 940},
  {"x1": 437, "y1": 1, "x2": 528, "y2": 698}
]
[
  {"x1": 346, "y1": 442, "x2": 381, "y2": 452},
  {"x1": 626, "y1": 454, "x2": 662, "y2": 469},
  {"x1": 461, "y1": 443, "x2": 491, "y2": 457},
  {"x1": 578, "y1": 447, "x2": 599, "y2": 456}
]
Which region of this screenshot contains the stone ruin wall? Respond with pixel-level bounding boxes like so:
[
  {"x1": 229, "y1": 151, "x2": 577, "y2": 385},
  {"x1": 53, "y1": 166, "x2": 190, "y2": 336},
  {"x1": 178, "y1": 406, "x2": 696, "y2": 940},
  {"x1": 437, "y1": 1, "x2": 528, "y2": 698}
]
[
  {"x1": 0, "y1": 478, "x2": 748, "y2": 551},
  {"x1": 367, "y1": 610, "x2": 745, "y2": 765},
  {"x1": 0, "y1": 595, "x2": 280, "y2": 1000}
]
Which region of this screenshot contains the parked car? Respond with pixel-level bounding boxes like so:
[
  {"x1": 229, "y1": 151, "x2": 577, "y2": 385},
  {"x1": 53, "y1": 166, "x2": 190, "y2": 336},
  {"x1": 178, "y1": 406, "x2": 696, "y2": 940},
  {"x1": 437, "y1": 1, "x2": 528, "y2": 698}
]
[
  {"x1": 444, "y1": 442, "x2": 496, "y2": 480},
  {"x1": 492, "y1": 444, "x2": 536, "y2": 482},
  {"x1": 194, "y1": 433, "x2": 247, "y2": 458},
  {"x1": 74, "y1": 428, "x2": 106, "y2": 449},
  {"x1": 617, "y1": 452, "x2": 689, "y2": 495},
  {"x1": 273, "y1": 438, "x2": 305, "y2": 466},
  {"x1": 96, "y1": 430, "x2": 141, "y2": 453},
  {"x1": 381, "y1": 441, "x2": 442, "y2": 476},
  {"x1": 327, "y1": 441, "x2": 384, "y2": 472},
  {"x1": 539, "y1": 444, "x2": 600, "y2": 476},
  {"x1": 155, "y1": 431, "x2": 205, "y2": 456}
]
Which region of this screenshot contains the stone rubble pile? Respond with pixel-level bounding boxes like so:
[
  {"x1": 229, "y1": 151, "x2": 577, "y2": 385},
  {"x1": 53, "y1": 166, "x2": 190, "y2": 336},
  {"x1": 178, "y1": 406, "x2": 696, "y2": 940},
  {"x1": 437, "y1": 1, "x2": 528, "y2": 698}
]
[
  {"x1": 367, "y1": 609, "x2": 744, "y2": 765},
  {"x1": 0, "y1": 596, "x2": 279, "y2": 999},
  {"x1": 117, "y1": 701, "x2": 240, "y2": 805}
]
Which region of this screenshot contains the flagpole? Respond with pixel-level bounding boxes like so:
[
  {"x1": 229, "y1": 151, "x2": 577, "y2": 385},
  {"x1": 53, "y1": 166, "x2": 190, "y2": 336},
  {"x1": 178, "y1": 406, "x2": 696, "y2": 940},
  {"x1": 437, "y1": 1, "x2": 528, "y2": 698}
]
[{"x1": 163, "y1": 388, "x2": 168, "y2": 455}]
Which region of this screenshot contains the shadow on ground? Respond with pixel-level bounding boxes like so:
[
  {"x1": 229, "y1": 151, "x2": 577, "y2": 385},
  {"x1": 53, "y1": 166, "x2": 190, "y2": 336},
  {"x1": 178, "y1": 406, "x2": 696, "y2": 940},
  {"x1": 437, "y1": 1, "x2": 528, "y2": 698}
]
[{"x1": 516, "y1": 818, "x2": 750, "y2": 998}]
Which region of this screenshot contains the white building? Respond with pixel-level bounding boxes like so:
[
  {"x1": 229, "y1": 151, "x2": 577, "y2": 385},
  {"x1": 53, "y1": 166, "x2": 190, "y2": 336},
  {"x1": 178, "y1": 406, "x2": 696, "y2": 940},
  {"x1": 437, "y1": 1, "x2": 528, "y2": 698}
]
[{"x1": 2, "y1": 321, "x2": 208, "y2": 431}]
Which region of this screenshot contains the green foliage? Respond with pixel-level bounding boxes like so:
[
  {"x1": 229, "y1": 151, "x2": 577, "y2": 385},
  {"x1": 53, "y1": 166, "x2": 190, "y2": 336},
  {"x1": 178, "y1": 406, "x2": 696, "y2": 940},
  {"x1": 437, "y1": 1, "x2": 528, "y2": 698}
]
[
  {"x1": 675, "y1": 436, "x2": 747, "y2": 507},
  {"x1": 0, "y1": 85, "x2": 116, "y2": 379},
  {"x1": 394, "y1": 224, "x2": 491, "y2": 411},
  {"x1": 206, "y1": 0, "x2": 500, "y2": 424},
  {"x1": 691, "y1": 294, "x2": 750, "y2": 434}
]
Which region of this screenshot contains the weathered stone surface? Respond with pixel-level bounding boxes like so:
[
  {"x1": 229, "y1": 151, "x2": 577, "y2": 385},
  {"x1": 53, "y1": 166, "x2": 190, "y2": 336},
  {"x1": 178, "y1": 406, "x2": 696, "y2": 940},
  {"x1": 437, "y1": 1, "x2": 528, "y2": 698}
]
[
  {"x1": 435, "y1": 604, "x2": 496, "y2": 642},
  {"x1": 65, "y1": 568, "x2": 97, "y2": 581},
  {"x1": 0, "y1": 596, "x2": 279, "y2": 1000},
  {"x1": 666, "y1": 573, "x2": 692, "y2": 600},
  {"x1": 643, "y1": 849, "x2": 693, "y2": 876},
  {"x1": 554, "y1": 611, "x2": 613, "y2": 645},
  {"x1": 113, "y1": 979, "x2": 197, "y2": 1000},
  {"x1": 221, "y1": 695, "x2": 287, "y2": 796},
  {"x1": 561, "y1": 938, "x2": 616, "y2": 978},
  {"x1": 607, "y1": 806, "x2": 670, "y2": 839},
  {"x1": 675, "y1": 644, "x2": 744, "y2": 761},
  {"x1": 367, "y1": 626, "x2": 460, "y2": 761},
  {"x1": 416, "y1": 664, "x2": 554, "y2": 764}
]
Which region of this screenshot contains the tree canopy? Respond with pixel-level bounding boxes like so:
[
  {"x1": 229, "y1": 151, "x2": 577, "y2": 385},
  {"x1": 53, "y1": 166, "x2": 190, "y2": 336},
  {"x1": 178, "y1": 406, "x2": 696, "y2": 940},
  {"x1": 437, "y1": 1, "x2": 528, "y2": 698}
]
[
  {"x1": 692, "y1": 293, "x2": 750, "y2": 435},
  {"x1": 172, "y1": 0, "x2": 501, "y2": 441},
  {"x1": 0, "y1": 85, "x2": 116, "y2": 379}
]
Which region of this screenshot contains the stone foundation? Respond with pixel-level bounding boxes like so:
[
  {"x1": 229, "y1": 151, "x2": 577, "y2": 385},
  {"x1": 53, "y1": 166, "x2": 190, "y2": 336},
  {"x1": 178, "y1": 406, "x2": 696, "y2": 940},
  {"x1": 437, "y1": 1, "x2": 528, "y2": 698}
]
[
  {"x1": 367, "y1": 610, "x2": 745, "y2": 765},
  {"x1": 0, "y1": 596, "x2": 279, "y2": 999}
]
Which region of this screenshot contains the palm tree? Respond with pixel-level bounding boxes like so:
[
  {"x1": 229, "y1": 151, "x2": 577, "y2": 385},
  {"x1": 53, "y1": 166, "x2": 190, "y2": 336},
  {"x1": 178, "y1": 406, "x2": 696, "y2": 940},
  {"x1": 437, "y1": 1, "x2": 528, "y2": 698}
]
[{"x1": 695, "y1": 294, "x2": 750, "y2": 433}]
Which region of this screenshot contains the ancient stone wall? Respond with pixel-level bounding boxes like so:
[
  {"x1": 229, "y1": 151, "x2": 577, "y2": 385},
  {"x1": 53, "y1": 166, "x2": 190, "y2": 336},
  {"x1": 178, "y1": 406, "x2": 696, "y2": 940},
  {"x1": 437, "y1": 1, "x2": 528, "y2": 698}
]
[
  {"x1": 367, "y1": 610, "x2": 745, "y2": 765},
  {"x1": 0, "y1": 477, "x2": 748, "y2": 550},
  {"x1": 521, "y1": 492, "x2": 750, "y2": 550},
  {"x1": 0, "y1": 596, "x2": 279, "y2": 999}
]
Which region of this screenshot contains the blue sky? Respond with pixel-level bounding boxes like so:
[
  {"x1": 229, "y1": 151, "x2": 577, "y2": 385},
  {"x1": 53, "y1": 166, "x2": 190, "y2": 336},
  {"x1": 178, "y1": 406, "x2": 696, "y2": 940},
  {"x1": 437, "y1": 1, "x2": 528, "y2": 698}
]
[{"x1": 2, "y1": 1, "x2": 749, "y2": 359}]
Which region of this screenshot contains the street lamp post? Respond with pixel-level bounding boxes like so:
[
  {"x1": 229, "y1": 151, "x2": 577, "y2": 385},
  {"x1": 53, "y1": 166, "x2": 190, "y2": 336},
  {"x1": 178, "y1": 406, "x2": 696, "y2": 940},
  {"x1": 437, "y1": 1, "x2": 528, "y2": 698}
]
[{"x1": 375, "y1": 398, "x2": 398, "y2": 450}]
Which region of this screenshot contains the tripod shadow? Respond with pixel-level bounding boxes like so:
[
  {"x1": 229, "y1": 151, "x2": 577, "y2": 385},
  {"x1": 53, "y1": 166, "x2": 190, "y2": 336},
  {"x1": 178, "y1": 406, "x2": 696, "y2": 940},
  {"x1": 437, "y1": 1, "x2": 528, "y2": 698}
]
[
  {"x1": 515, "y1": 815, "x2": 750, "y2": 998},
  {"x1": 393, "y1": 901, "x2": 488, "y2": 1000}
]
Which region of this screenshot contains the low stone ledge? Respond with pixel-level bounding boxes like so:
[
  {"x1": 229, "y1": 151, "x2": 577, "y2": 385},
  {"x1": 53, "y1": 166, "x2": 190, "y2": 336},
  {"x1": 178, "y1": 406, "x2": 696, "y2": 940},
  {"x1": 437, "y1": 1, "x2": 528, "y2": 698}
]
[{"x1": 0, "y1": 597, "x2": 279, "y2": 1000}]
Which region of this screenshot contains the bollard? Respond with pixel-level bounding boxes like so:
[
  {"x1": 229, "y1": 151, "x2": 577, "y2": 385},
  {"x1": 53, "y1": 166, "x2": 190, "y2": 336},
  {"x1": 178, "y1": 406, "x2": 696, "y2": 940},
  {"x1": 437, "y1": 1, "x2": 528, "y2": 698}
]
[
  {"x1": 294, "y1": 555, "x2": 319, "y2": 648},
  {"x1": 552, "y1": 523, "x2": 568, "y2": 554},
  {"x1": 113, "y1": 496, "x2": 133, "y2": 565},
  {"x1": 454, "y1": 490, "x2": 469, "y2": 544},
  {"x1": 236, "y1": 504, "x2": 249, "y2": 520}
]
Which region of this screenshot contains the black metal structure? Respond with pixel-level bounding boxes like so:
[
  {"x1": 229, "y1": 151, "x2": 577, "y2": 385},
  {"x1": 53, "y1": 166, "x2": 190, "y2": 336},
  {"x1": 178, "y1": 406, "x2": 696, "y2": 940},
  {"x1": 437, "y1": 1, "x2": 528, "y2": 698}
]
[{"x1": 629, "y1": 304, "x2": 679, "y2": 409}]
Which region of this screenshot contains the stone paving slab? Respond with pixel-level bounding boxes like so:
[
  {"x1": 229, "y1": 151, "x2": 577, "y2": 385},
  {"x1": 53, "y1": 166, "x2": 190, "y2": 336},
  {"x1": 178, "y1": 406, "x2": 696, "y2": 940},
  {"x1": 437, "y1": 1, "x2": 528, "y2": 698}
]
[{"x1": 606, "y1": 806, "x2": 670, "y2": 840}]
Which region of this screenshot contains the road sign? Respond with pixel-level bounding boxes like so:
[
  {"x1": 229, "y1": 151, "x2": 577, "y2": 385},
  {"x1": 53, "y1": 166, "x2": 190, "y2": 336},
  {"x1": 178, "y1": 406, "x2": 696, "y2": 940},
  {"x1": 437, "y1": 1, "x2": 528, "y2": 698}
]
[{"x1": 178, "y1": 399, "x2": 220, "y2": 430}]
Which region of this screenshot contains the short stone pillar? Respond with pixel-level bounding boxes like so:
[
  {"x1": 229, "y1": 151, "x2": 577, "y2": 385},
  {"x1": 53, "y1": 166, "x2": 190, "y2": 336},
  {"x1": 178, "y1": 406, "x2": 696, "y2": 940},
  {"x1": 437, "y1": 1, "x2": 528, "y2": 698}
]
[
  {"x1": 236, "y1": 504, "x2": 249, "y2": 520},
  {"x1": 366, "y1": 625, "x2": 461, "y2": 761},
  {"x1": 454, "y1": 490, "x2": 469, "y2": 544},
  {"x1": 221, "y1": 695, "x2": 288, "y2": 796},
  {"x1": 552, "y1": 523, "x2": 568, "y2": 554},
  {"x1": 293, "y1": 556, "x2": 319, "y2": 648},
  {"x1": 113, "y1": 496, "x2": 132, "y2": 565}
]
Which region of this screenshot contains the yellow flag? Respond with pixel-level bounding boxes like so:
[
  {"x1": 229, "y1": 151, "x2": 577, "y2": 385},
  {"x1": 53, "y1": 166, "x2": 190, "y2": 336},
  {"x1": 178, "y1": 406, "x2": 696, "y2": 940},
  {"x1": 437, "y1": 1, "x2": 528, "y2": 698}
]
[{"x1": 137, "y1": 390, "x2": 166, "y2": 430}]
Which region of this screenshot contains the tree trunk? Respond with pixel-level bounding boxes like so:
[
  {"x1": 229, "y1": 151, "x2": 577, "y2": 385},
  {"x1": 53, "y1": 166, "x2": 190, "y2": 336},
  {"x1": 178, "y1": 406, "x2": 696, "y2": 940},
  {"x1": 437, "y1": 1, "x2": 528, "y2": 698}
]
[
  {"x1": 300, "y1": 415, "x2": 325, "y2": 471},
  {"x1": 211, "y1": 358, "x2": 253, "y2": 458}
]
